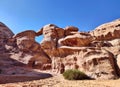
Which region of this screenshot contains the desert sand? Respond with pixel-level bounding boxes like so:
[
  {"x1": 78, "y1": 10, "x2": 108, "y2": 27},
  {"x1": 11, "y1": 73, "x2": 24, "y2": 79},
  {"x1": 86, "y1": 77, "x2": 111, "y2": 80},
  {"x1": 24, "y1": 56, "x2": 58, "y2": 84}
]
[{"x1": 0, "y1": 70, "x2": 119, "y2": 87}]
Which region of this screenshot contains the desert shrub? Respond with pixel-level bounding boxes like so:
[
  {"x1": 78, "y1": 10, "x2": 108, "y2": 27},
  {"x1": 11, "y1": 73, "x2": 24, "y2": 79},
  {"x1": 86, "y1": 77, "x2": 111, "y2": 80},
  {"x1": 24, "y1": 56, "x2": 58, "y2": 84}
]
[{"x1": 63, "y1": 69, "x2": 89, "y2": 80}]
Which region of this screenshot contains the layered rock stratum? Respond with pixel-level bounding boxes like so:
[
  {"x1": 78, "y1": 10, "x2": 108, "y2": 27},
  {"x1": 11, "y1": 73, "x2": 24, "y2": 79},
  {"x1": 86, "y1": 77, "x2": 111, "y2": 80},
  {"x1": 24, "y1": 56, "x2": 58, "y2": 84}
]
[{"x1": 0, "y1": 19, "x2": 120, "y2": 80}]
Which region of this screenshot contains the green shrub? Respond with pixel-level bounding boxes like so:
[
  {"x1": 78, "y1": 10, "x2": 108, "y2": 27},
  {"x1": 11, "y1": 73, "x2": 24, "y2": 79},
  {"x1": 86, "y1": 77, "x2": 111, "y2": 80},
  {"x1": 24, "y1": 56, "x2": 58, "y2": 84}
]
[{"x1": 63, "y1": 69, "x2": 90, "y2": 80}]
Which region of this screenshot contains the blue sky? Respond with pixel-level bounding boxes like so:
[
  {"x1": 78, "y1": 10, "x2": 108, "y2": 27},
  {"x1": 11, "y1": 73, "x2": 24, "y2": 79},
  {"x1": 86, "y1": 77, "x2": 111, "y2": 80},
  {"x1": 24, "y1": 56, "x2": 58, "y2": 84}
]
[{"x1": 0, "y1": 0, "x2": 120, "y2": 42}]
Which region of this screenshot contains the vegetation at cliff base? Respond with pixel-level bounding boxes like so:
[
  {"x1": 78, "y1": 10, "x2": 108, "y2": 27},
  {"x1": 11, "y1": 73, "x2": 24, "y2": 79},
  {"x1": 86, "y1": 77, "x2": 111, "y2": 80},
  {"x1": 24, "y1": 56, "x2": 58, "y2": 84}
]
[{"x1": 63, "y1": 69, "x2": 90, "y2": 80}]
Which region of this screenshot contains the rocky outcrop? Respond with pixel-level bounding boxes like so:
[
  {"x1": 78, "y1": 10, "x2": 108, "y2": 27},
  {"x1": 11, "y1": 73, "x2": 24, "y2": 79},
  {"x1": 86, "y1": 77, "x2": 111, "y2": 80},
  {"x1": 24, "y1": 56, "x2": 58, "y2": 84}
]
[
  {"x1": 37, "y1": 24, "x2": 64, "y2": 56},
  {"x1": 90, "y1": 19, "x2": 120, "y2": 41},
  {"x1": 13, "y1": 30, "x2": 37, "y2": 51},
  {"x1": 0, "y1": 23, "x2": 51, "y2": 71},
  {"x1": 12, "y1": 30, "x2": 51, "y2": 69},
  {"x1": 1, "y1": 19, "x2": 120, "y2": 80},
  {"x1": 64, "y1": 26, "x2": 78, "y2": 36},
  {"x1": 37, "y1": 21, "x2": 120, "y2": 79},
  {"x1": 58, "y1": 32, "x2": 93, "y2": 47},
  {"x1": 0, "y1": 22, "x2": 14, "y2": 52},
  {"x1": 0, "y1": 53, "x2": 52, "y2": 83},
  {"x1": 51, "y1": 47, "x2": 118, "y2": 79},
  {"x1": 89, "y1": 41, "x2": 112, "y2": 47},
  {"x1": 0, "y1": 22, "x2": 14, "y2": 38}
]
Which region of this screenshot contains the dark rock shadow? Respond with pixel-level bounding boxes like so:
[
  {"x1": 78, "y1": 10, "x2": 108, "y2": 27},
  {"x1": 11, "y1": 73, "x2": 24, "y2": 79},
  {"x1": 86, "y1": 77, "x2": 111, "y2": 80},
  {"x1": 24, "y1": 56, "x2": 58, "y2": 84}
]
[
  {"x1": 0, "y1": 73, "x2": 52, "y2": 84},
  {"x1": 0, "y1": 53, "x2": 52, "y2": 84}
]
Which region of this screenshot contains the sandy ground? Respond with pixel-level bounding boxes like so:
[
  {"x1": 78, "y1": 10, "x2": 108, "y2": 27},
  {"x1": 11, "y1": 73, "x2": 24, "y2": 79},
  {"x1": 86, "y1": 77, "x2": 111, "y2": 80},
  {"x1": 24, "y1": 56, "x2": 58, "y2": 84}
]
[{"x1": 0, "y1": 70, "x2": 120, "y2": 87}]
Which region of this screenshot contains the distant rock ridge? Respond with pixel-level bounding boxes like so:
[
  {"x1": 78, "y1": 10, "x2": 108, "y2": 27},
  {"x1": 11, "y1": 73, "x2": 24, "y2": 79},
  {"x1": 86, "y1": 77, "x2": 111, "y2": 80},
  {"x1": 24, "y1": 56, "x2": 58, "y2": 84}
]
[
  {"x1": 90, "y1": 19, "x2": 120, "y2": 41},
  {"x1": 0, "y1": 19, "x2": 120, "y2": 80},
  {"x1": 0, "y1": 22, "x2": 14, "y2": 38}
]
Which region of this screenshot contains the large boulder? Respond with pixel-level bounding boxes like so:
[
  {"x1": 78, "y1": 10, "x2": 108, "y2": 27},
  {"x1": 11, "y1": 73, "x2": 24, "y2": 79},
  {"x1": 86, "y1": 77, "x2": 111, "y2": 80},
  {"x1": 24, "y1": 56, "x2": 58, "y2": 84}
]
[{"x1": 90, "y1": 19, "x2": 120, "y2": 41}]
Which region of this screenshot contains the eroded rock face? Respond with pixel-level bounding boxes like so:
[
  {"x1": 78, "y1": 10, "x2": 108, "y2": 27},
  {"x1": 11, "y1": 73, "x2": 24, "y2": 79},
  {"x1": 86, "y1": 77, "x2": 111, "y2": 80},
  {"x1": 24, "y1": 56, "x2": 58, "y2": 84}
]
[
  {"x1": 108, "y1": 39, "x2": 120, "y2": 46},
  {"x1": 0, "y1": 22, "x2": 14, "y2": 38},
  {"x1": 12, "y1": 30, "x2": 51, "y2": 69},
  {"x1": 51, "y1": 47, "x2": 118, "y2": 79},
  {"x1": 37, "y1": 24, "x2": 64, "y2": 56},
  {"x1": 117, "y1": 54, "x2": 120, "y2": 69},
  {"x1": 13, "y1": 30, "x2": 37, "y2": 51},
  {"x1": 90, "y1": 19, "x2": 120, "y2": 41},
  {"x1": 64, "y1": 26, "x2": 79, "y2": 36},
  {"x1": 0, "y1": 22, "x2": 14, "y2": 52},
  {"x1": 89, "y1": 41, "x2": 112, "y2": 47},
  {"x1": 37, "y1": 22, "x2": 120, "y2": 79},
  {"x1": 1, "y1": 19, "x2": 120, "y2": 80},
  {"x1": 77, "y1": 48, "x2": 118, "y2": 80},
  {"x1": 58, "y1": 32, "x2": 93, "y2": 47}
]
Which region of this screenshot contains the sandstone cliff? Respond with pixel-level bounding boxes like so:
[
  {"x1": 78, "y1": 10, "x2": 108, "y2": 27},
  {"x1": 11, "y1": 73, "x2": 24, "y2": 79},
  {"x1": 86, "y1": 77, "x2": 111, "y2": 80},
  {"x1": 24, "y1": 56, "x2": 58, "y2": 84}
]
[
  {"x1": 0, "y1": 19, "x2": 120, "y2": 80},
  {"x1": 37, "y1": 19, "x2": 120, "y2": 80}
]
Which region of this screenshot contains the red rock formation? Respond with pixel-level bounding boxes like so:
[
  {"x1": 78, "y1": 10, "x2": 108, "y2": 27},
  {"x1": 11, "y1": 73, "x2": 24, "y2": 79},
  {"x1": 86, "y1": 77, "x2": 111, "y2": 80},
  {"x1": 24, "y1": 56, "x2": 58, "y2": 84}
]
[
  {"x1": 1, "y1": 19, "x2": 120, "y2": 80},
  {"x1": 90, "y1": 19, "x2": 120, "y2": 41},
  {"x1": 37, "y1": 22, "x2": 120, "y2": 79},
  {"x1": 0, "y1": 22, "x2": 14, "y2": 38},
  {"x1": 12, "y1": 30, "x2": 51, "y2": 69},
  {"x1": 37, "y1": 24, "x2": 64, "y2": 56},
  {"x1": 50, "y1": 47, "x2": 118, "y2": 79},
  {"x1": 64, "y1": 26, "x2": 79, "y2": 36},
  {"x1": 0, "y1": 22, "x2": 15, "y2": 53},
  {"x1": 58, "y1": 32, "x2": 93, "y2": 47}
]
